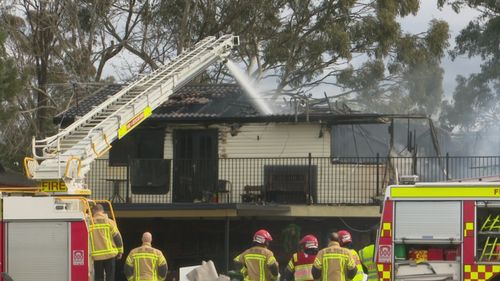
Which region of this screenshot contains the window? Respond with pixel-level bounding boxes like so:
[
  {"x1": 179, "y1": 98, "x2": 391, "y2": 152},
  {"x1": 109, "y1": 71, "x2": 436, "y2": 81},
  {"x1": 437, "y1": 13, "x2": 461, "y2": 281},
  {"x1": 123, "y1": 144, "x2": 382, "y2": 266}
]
[
  {"x1": 331, "y1": 124, "x2": 390, "y2": 162},
  {"x1": 109, "y1": 129, "x2": 164, "y2": 166}
]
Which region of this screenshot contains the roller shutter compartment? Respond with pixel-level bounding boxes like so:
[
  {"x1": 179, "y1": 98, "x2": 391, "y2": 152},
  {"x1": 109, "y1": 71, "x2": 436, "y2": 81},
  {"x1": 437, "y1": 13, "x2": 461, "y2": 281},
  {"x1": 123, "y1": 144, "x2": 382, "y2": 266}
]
[
  {"x1": 6, "y1": 221, "x2": 69, "y2": 281},
  {"x1": 394, "y1": 201, "x2": 461, "y2": 241}
]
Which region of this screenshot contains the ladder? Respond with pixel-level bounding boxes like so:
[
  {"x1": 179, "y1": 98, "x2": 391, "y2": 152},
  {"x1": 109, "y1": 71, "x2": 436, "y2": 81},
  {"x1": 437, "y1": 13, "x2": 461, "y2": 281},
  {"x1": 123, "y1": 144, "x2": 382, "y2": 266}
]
[
  {"x1": 481, "y1": 214, "x2": 500, "y2": 232},
  {"x1": 24, "y1": 35, "x2": 239, "y2": 194},
  {"x1": 479, "y1": 214, "x2": 500, "y2": 261},
  {"x1": 480, "y1": 236, "x2": 499, "y2": 261}
]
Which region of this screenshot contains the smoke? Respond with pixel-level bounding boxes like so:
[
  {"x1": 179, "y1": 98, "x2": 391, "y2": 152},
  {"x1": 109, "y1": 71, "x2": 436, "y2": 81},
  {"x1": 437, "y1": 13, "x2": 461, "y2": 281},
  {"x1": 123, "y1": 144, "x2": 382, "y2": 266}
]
[{"x1": 450, "y1": 126, "x2": 500, "y2": 156}]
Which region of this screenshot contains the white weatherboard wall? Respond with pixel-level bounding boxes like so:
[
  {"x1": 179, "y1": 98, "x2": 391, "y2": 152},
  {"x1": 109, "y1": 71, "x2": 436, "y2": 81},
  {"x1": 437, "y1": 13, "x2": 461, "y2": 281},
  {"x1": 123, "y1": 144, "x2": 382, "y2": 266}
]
[{"x1": 222, "y1": 123, "x2": 330, "y2": 157}]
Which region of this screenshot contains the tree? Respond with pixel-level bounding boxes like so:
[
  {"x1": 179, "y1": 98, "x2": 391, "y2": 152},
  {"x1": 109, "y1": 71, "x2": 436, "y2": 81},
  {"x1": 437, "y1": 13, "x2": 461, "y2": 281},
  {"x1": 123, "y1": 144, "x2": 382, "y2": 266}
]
[
  {"x1": 2, "y1": 0, "x2": 77, "y2": 138},
  {"x1": 0, "y1": 0, "x2": 114, "y2": 167},
  {"x1": 438, "y1": 0, "x2": 500, "y2": 131},
  {"x1": 0, "y1": 28, "x2": 26, "y2": 168},
  {"x1": 146, "y1": 0, "x2": 449, "y2": 116},
  {"x1": 338, "y1": 19, "x2": 449, "y2": 116}
]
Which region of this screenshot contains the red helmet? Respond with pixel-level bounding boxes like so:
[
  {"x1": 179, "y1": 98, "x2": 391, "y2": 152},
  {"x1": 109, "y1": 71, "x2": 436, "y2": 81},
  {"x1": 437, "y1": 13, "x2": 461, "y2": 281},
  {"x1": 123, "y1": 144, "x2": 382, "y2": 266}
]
[
  {"x1": 337, "y1": 230, "x2": 352, "y2": 246},
  {"x1": 253, "y1": 229, "x2": 273, "y2": 244},
  {"x1": 299, "y1": 234, "x2": 318, "y2": 249}
]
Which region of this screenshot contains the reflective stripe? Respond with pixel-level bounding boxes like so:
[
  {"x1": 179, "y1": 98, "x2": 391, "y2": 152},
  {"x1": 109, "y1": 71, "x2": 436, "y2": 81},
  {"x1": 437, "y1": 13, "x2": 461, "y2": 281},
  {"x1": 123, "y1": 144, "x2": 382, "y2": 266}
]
[
  {"x1": 267, "y1": 255, "x2": 276, "y2": 265},
  {"x1": 244, "y1": 254, "x2": 266, "y2": 281},
  {"x1": 135, "y1": 254, "x2": 157, "y2": 281},
  {"x1": 390, "y1": 186, "x2": 500, "y2": 198},
  {"x1": 89, "y1": 223, "x2": 119, "y2": 257},
  {"x1": 128, "y1": 252, "x2": 165, "y2": 281},
  {"x1": 322, "y1": 253, "x2": 351, "y2": 281},
  {"x1": 350, "y1": 249, "x2": 365, "y2": 281},
  {"x1": 293, "y1": 264, "x2": 314, "y2": 281},
  {"x1": 359, "y1": 245, "x2": 377, "y2": 281},
  {"x1": 352, "y1": 264, "x2": 365, "y2": 281},
  {"x1": 288, "y1": 253, "x2": 298, "y2": 270},
  {"x1": 288, "y1": 259, "x2": 295, "y2": 270}
]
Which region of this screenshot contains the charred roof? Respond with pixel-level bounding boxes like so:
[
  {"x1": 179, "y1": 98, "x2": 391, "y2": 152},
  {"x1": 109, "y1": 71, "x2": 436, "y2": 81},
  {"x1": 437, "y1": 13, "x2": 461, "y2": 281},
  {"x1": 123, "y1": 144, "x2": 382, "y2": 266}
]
[{"x1": 53, "y1": 83, "x2": 428, "y2": 126}]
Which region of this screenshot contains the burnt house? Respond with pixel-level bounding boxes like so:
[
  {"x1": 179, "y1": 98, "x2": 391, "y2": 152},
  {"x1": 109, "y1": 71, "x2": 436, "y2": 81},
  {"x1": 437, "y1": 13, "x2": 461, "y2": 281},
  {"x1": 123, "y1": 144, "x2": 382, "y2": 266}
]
[{"x1": 53, "y1": 83, "x2": 459, "y2": 280}]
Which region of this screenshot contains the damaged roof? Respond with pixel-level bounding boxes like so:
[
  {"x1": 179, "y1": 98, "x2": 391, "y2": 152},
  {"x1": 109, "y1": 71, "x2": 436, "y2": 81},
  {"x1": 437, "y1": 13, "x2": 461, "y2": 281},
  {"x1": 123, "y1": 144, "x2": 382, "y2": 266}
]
[
  {"x1": 54, "y1": 83, "x2": 428, "y2": 125},
  {"x1": 54, "y1": 84, "x2": 260, "y2": 125}
]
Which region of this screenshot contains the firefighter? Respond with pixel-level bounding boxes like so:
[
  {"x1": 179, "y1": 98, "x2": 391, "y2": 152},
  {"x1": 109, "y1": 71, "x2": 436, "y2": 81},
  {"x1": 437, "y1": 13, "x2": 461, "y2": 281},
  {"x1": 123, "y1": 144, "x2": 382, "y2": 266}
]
[
  {"x1": 358, "y1": 244, "x2": 377, "y2": 281},
  {"x1": 283, "y1": 234, "x2": 319, "y2": 281},
  {"x1": 337, "y1": 230, "x2": 367, "y2": 281},
  {"x1": 124, "y1": 232, "x2": 168, "y2": 281},
  {"x1": 89, "y1": 203, "x2": 124, "y2": 281},
  {"x1": 312, "y1": 232, "x2": 357, "y2": 281},
  {"x1": 234, "y1": 229, "x2": 279, "y2": 281}
]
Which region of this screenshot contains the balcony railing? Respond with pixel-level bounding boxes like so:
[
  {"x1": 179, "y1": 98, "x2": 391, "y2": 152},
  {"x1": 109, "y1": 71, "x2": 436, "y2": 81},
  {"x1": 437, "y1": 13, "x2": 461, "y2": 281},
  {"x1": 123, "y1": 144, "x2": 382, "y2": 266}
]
[{"x1": 86, "y1": 155, "x2": 500, "y2": 205}]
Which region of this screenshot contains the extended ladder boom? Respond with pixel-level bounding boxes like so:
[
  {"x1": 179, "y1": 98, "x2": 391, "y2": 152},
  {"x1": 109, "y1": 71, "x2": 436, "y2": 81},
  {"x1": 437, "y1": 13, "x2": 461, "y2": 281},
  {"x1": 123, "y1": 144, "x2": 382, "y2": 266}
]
[{"x1": 25, "y1": 35, "x2": 239, "y2": 194}]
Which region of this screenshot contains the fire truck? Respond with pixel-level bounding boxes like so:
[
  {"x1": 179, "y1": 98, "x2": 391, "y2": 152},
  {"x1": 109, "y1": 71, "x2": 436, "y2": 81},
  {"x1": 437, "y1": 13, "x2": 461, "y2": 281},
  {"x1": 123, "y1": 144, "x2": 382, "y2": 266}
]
[
  {"x1": 0, "y1": 35, "x2": 239, "y2": 281},
  {"x1": 0, "y1": 194, "x2": 113, "y2": 281},
  {"x1": 375, "y1": 181, "x2": 500, "y2": 281}
]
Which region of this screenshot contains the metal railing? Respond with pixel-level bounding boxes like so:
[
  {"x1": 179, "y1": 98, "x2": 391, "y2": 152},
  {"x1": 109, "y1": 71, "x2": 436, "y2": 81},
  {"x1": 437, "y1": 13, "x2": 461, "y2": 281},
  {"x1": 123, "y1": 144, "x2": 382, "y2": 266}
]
[{"x1": 86, "y1": 154, "x2": 500, "y2": 205}]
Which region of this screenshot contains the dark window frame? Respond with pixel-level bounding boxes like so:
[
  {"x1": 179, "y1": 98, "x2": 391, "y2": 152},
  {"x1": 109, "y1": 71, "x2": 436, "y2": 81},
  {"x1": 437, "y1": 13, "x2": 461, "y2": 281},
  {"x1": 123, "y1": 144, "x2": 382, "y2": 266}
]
[{"x1": 109, "y1": 128, "x2": 165, "y2": 166}]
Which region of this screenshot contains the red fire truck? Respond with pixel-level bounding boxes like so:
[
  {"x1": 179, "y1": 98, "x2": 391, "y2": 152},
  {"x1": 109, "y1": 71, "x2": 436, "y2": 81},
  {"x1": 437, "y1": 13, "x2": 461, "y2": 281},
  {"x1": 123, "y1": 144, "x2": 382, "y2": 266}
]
[
  {"x1": 376, "y1": 182, "x2": 500, "y2": 281},
  {"x1": 0, "y1": 192, "x2": 97, "y2": 280},
  {"x1": 0, "y1": 190, "x2": 120, "y2": 281}
]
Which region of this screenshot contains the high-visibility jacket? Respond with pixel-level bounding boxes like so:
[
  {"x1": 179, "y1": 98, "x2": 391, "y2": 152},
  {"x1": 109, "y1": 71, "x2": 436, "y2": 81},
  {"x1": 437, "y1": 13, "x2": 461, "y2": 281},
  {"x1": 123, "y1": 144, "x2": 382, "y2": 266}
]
[
  {"x1": 313, "y1": 241, "x2": 356, "y2": 281},
  {"x1": 125, "y1": 242, "x2": 168, "y2": 281},
  {"x1": 348, "y1": 249, "x2": 365, "y2": 281},
  {"x1": 286, "y1": 251, "x2": 316, "y2": 281},
  {"x1": 89, "y1": 212, "x2": 124, "y2": 261},
  {"x1": 234, "y1": 245, "x2": 279, "y2": 281},
  {"x1": 358, "y1": 245, "x2": 377, "y2": 281}
]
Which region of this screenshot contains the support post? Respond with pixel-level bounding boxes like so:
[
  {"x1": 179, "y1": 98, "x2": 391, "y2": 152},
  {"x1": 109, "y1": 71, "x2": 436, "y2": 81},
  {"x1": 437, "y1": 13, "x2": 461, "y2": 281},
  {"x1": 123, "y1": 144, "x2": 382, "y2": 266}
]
[
  {"x1": 446, "y1": 152, "x2": 450, "y2": 181},
  {"x1": 376, "y1": 153, "x2": 380, "y2": 196},
  {"x1": 225, "y1": 217, "x2": 230, "y2": 273},
  {"x1": 126, "y1": 157, "x2": 130, "y2": 203},
  {"x1": 308, "y1": 153, "x2": 312, "y2": 205}
]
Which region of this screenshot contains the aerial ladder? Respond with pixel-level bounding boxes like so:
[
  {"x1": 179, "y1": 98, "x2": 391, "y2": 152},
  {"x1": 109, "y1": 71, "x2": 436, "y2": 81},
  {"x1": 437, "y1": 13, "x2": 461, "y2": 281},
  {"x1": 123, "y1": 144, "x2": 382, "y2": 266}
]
[{"x1": 23, "y1": 35, "x2": 239, "y2": 195}]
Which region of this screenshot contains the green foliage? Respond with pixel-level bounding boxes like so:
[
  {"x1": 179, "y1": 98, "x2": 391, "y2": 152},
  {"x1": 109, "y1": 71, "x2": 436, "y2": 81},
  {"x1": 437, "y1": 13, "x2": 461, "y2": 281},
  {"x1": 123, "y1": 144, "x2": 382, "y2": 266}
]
[
  {"x1": 0, "y1": 30, "x2": 21, "y2": 119},
  {"x1": 439, "y1": 0, "x2": 500, "y2": 131},
  {"x1": 338, "y1": 19, "x2": 449, "y2": 116},
  {"x1": 440, "y1": 75, "x2": 492, "y2": 130},
  {"x1": 280, "y1": 224, "x2": 301, "y2": 254},
  {"x1": 0, "y1": 29, "x2": 26, "y2": 169}
]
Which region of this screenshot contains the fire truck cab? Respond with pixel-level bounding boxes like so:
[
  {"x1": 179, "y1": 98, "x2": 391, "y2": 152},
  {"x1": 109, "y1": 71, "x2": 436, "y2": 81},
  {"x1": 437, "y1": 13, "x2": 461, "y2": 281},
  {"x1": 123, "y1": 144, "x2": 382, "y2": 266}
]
[{"x1": 376, "y1": 182, "x2": 500, "y2": 281}]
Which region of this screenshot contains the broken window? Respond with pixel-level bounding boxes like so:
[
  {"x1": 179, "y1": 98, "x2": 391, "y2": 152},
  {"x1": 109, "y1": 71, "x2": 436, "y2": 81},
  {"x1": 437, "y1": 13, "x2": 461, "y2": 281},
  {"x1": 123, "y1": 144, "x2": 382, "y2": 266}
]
[{"x1": 331, "y1": 124, "x2": 390, "y2": 161}]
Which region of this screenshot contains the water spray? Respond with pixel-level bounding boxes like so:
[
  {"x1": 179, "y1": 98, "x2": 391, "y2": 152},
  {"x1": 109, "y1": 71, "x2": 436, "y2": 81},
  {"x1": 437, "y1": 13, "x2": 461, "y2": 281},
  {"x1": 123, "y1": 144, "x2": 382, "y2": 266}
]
[{"x1": 225, "y1": 60, "x2": 273, "y2": 115}]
